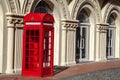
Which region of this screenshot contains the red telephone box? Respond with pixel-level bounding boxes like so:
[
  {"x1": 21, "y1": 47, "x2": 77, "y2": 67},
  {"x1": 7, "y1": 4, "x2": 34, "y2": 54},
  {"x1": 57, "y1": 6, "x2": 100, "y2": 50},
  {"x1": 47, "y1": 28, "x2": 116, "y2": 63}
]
[{"x1": 22, "y1": 13, "x2": 54, "y2": 77}]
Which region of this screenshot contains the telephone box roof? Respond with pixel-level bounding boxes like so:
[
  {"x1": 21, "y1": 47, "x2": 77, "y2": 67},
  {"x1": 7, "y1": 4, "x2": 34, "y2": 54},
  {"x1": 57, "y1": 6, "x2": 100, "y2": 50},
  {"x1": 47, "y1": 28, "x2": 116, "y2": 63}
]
[{"x1": 24, "y1": 13, "x2": 54, "y2": 23}]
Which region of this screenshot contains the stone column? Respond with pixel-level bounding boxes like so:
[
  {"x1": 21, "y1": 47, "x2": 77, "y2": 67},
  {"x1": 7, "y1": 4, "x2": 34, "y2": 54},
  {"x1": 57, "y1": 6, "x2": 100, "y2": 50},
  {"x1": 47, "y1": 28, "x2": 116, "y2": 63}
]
[
  {"x1": 5, "y1": 13, "x2": 24, "y2": 73},
  {"x1": 60, "y1": 20, "x2": 78, "y2": 66},
  {"x1": 95, "y1": 24, "x2": 108, "y2": 61},
  {"x1": 6, "y1": 17, "x2": 15, "y2": 73}
]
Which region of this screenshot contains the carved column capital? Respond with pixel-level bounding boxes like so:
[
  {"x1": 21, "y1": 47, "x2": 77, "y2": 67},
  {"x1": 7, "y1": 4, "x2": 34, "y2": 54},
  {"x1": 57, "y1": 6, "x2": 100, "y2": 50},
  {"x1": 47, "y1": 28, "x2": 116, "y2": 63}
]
[
  {"x1": 61, "y1": 19, "x2": 79, "y2": 30},
  {"x1": 96, "y1": 23, "x2": 109, "y2": 33},
  {"x1": 6, "y1": 13, "x2": 24, "y2": 28}
]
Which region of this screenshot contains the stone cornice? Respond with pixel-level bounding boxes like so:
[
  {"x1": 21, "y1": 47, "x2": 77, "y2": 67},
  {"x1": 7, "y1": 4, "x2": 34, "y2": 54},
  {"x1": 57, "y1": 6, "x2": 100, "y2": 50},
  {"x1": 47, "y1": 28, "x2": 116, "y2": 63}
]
[
  {"x1": 6, "y1": 13, "x2": 24, "y2": 28},
  {"x1": 61, "y1": 19, "x2": 79, "y2": 30},
  {"x1": 6, "y1": 12, "x2": 25, "y2": 18},
  {"x1": 96, "y1": 23, "x2": 109, "y2": 33}
]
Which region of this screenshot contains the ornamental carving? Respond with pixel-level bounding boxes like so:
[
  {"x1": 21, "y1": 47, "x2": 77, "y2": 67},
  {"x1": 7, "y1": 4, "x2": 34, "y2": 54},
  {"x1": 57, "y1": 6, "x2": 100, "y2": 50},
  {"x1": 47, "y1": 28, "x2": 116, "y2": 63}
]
[
  {"x1": 96, "y1": 24, "x2": 108, "y2": 33},
  {"x1": 25, "y1": 0, "x2": 34, "y2": 13},
  {"x1": 61, "y1": 20, "x2": 79, "y2": 30},
  {"x1": 7, "y1": 0, "x2": 16, "y2": 13},
  {"x1": 57, "y1": 0, "x2": 68, "y2": 19},
  {"x1": 6, "y1": 13, "x2": 24, "y2": 28},
  {"x1": 104, "y1": 4, "x2": 120, "y2": 23},
  {"x1": 72, "y1": 0, "x2": 100, "y2": 22}
]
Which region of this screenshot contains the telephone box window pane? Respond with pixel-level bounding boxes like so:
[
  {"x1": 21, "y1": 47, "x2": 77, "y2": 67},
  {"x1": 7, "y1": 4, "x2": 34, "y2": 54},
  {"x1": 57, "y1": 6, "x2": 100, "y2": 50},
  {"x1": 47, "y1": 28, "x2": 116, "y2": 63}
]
[
  {"x1": 26, "y1": 30, "x2": 30, "y2": 35},
  {"x1": 44, "y1": 40, "x2": 49, "y2": 49},
  {"x1": 25, "y1": 64, "x2": 29, "y2": 69},
  {"x1": 26, "y1": 43, "x2": 29, "y2": 49},
  {"x1": 33, "y1": 50, "x2": 38, "y2": 55},
  {"x1": 26, "y1": 50, "x2": 29, "y2": 56},
  {"x1": 45, "y1": 31, "x2": 49, "y2": 37},
  {"x1": 29, "y1": 50, "x2": 33, "y2": 56},
  {"x1": 32, "y1": 56, "x2": 38, "y2": 62},
  {"x1": 43, "y1": 56, "x2": 47, "y2": 61},
  {"x1": 25, "y1": 57, "x2": 29, "y2": 62},
  {"x1": 30, "y1": 50, "x2": 34, "y2": 55},
  {"x1": 43, "y1": 62, "x2": 46, "y2": 68},
  {"x1": 29, "y1": 43, "x2": 34, "y2": 49},
  {"x1": 29, "y1": 37, "x2": 34, "y2": 42},
  {"x1": 47, "y1": 62, "x2": 50, "y2": 67},
  {"x1": 26, "y1": 37, "x2": 29, "y2": 42},
  {"x1": 31, "y1": 30, "x2": 34, "y2": 36},
  {"x1": 30, "y1": 64, "x2": 33, "y2": 68},
  {"x1": 35, "y1": 30, "x2": 39, "y2": 36},
  {"x1": 48, "y1": 50, "x2": 51, "y2": 55},
  {"x1": 49, "y1": 31, "x2": 51, "y2": 36},
  {"x1": 35, "y1": 37, "x2": 39, "y2": 42},
  {"x1": 48, "y1": 56, "x2": 50, "y2": 61},
  {"x1": 33, "y1": 42, "x2": 39, "y2": 48},
  {"x1": 29, "y1": 57, "x2": 33, "y2": 62},
  {"x1": 49, "y1": 37, "x2": 51, "y2": 43},
  {"x1": 49, "y1": 44, "x2": 51, "y2": 49}
]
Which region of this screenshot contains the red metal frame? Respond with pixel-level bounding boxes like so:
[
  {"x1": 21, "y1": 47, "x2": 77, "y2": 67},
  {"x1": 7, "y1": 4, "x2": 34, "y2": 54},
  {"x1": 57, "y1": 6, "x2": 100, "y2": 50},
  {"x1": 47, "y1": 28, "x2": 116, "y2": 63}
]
[{"x1": 22, "y1": 13, "x2": 54, "y2": 77}]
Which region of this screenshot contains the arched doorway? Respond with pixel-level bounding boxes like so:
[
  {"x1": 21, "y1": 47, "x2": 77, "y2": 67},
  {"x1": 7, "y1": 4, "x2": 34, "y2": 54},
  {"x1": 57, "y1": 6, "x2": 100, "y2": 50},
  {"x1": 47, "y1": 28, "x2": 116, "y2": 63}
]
[
  {"x1": 76, "y1": 9, "x2": 90, "y2": 63},
  {"x1": 106, "y1": 15, "x2": 116, "y2": 59}
]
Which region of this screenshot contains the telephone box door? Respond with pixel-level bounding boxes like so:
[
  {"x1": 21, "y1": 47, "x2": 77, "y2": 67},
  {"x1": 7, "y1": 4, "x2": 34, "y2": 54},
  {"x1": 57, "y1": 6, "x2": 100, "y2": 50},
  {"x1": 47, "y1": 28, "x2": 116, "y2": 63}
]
[
  {"x1": 22, "y1": 26, "x2": 41, "y2": 76},
  {"x1": 42, "y1": 28, "x2": 54, "y2": 76}
]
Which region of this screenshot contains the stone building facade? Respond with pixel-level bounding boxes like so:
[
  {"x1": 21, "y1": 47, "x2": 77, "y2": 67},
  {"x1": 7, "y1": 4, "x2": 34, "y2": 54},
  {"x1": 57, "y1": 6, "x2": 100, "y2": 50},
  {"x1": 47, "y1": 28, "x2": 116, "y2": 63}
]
[{"x1": 0, "y1": 0, "x2": 120, "y2": 74}]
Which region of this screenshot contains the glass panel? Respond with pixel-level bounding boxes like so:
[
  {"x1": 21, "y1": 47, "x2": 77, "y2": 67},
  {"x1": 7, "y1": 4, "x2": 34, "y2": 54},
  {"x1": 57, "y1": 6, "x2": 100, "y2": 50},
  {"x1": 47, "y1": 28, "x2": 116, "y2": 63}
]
[
  {"x1": 25, "y1": 57, "x2": 29, "y2": 62},
  {"x1": 106, "y1": 29, "x2": 114, "y2": 57},
  {"x1": 35, "y1": 30, "x2": 39, "y2": 36},
  {"x1": 26, "y1": 43, "x2": 29, "y2": 49},
  {"x1": 26, "y1": 30, "x2": 30, "y2": 35},
  {"x1": 77, "y1": 9, "x2": 89, "y2": 23},
  {"x1": 25, "y1": 64, "x2": 29, "y2": 69},
  {"x1": 26, "y1": 50, "x2": 29, "y2": 56},
  {"x1": 43, "y1": 30, "x2": 52, "y2": 68},
  {"x1": 76, "y1": 26, "x2": 88, "y2": 61},
  {"x1": 76, "y1": 27, "x2": 80, "y2": 60},
  {"x1": 81, "y1": 27, "x2": 86, "y2": 58},
  {"x1": 106, "y1": 14, "x2": 115, "y2": 58},
  {"x1": 34, "y1": 1, "x2": 52, "y2": 13},
  {"x1": 31, "y1": 30, "x2": 34, "y2": 36},
  {"x1": 26, "y1": 37, "x2": 29, "y2": 42},
  {"x1": 24, "y1": 29, "x2": 40, "y2": 70}
]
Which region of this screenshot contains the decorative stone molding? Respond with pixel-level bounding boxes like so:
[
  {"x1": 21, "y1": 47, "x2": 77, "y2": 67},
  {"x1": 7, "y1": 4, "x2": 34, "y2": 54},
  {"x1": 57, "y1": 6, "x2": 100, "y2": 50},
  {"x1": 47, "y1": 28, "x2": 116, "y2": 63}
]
[
  {"x1": 72, "y1": 0, "x2": 100, "y2": 22},
  {"x1": 6, "y1": 13, "x2": 24, "y2": 28},
  {"x1": 7, "y1": 0, "x2": 16, "y2": 13},
  {"x1": 96, "y1": 23, "x2": 109, "y2": 33},
  {"x1": 104, "y1": 4, "x2": 120, "y2": 23},
  {"x1": 61, "y1": 19, "x2": 79, "y2": 30},
  {"x1": 57, "y1": 0, "x2": 68, "y2": 19},
  {"x1": 25, "y1": 0, "x2": 34, "y2": 13}
]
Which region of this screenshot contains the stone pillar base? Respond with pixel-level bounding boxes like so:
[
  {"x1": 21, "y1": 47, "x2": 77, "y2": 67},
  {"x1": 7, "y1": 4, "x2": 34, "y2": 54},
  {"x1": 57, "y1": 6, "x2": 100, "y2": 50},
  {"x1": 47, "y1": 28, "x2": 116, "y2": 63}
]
[
  {"x1": 6, "y1": 69, "x2": 13, "y2": 74},
  {"x1": 66, "y1": 61, "x2": 76, "y2": 66}
]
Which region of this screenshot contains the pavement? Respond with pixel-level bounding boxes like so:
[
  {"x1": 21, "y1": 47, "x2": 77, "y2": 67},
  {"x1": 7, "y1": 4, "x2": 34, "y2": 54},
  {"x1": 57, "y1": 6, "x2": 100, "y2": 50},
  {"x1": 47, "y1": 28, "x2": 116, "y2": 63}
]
[
  {"x1": 0, "y1": 59, "x2": 120, "y2": 80},
  {"x1": 59, "y1": 68, "x2": 120, "y2": 80}
]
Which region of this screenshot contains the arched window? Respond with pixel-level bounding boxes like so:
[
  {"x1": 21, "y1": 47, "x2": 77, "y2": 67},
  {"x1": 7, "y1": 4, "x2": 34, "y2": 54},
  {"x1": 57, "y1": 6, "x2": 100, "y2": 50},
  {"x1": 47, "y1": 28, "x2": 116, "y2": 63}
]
[
  {"x1": 106, "y1": 15, "x2": 116, "y2": 59},
  {"x1": 34, "y1": 1, "x2": 52, "y2": 13},
  {"x1": 77, "y1": 9, "x2": 89, "y2": 23},
  {"x1": 76, "y1": 9, "x2": 90, "y2": 63}
]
